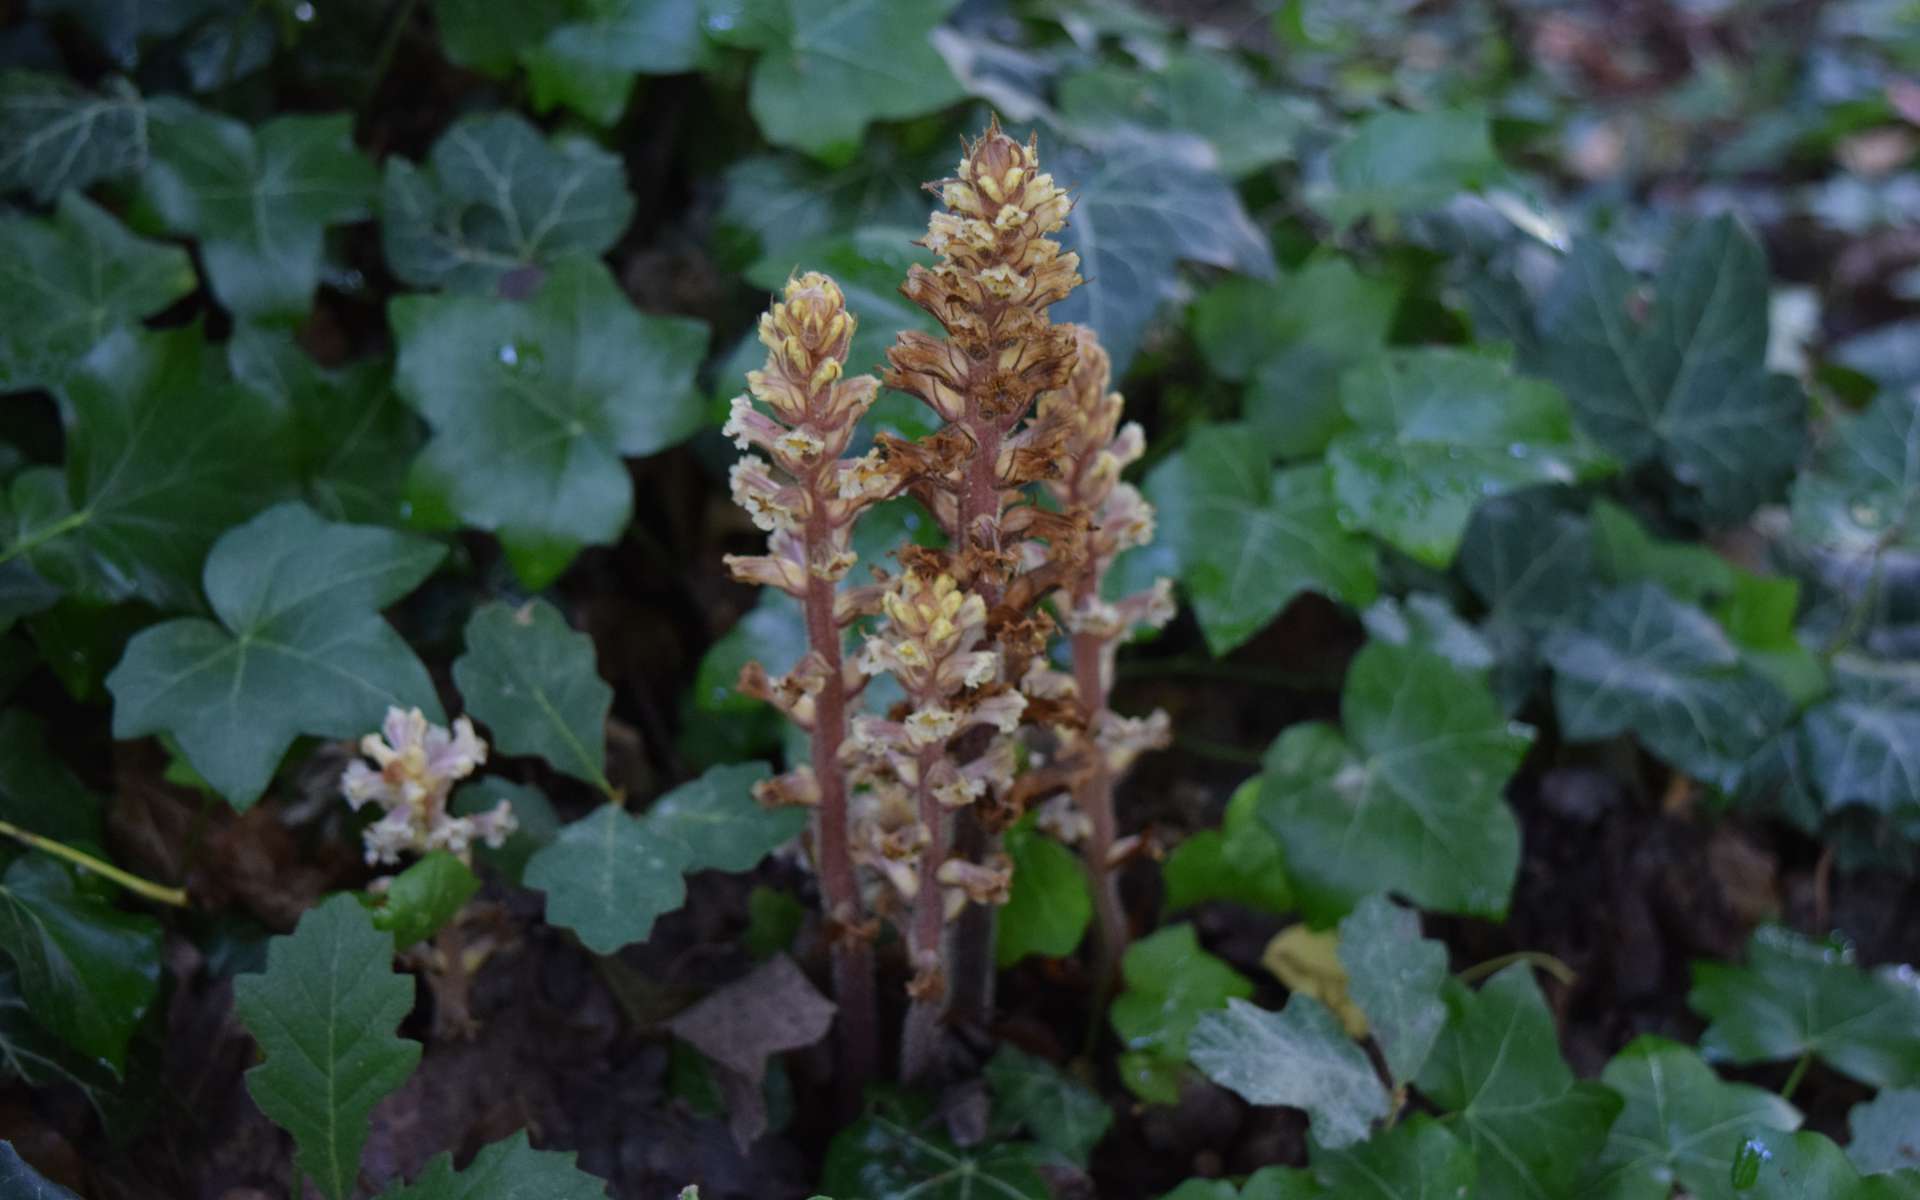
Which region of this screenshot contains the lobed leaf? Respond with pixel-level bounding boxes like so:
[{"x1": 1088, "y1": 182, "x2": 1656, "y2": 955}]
[
  {"x1": 376, "y1": 1130, "x2": 608, "y2": 1199},
  {"x1": 0, "y1": 71, "x2": 146, "y2": 201},
  {"x1": 983, "y1": 1044, "x2": 1113, "y2": 1167},
  {"x1": 1191, "y1": 995, "x2": 1390, "y2": 1149},
  {"x1": 996, "y1": 817, "x2": 1093, "y2": 967},
  {"x1": 454, "y1": 598, "x2": 612, "y2": 791},
  {"x1": 1336, "y1": 894, "x2": 1448, "y2": 1086},
  {"x1": 524, "y1": 803, "x2": 692, "y2": 955}
]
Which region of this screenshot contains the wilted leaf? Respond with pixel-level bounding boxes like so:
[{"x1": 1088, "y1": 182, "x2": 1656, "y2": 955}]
[
  {"x1": 996, "y1": 816, "x2": 1093, "y2": 967},
  {"x1": 1192, "y1": 996, "x2": 1389, "y2": 1148},
  {"x1": 1262, "y1": 926, "x2": 1364, "y2": 1037},
  {"x1": 984, "y1": 1043, "x2": 1112, "y2": 1167},
  {"x1": 453, "y1": 599, "x2": 612, "y2": 792},
  {"x1": 524, "y1": 803, "x2": 692, "y2": 954},
  {"x1": 1337, "y1": 895, "x2": 1447, "y2": 1086},
  {"x1": 0, "y1": 71, "x2": 146, "y2": 201},
  {"x1": 376, "y1": 1130, "x2": 608, "y2": 1200},
  {"x1": 667, "y1": 955, "x2": 834, "y2": 1147}
]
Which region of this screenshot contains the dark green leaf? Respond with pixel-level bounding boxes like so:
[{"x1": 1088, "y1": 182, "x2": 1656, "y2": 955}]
[
  {"x1": 524, "y1": 803, "x2": 692, "y2": 954},
  {"x1": 0, "y1": 710, "x2": 104, "y2": 847},
  {"x1": 645, "y1": 761, "x2": 803, "y2": 873},
  {"x1": 370, "y1": 852, "x2": 479, "y2": 951},
  {"x1": 1191, "y1": 995, "x2": 1390, "y2": 1148},
  {"x1": 1794, "y1": 657, "x2": 1920, "y2": 821},
  {"x1": 0, "y1": 193, "x2": 195, "y2": 394},
  {"x1": 1580, "y1": 1035, "x2": 1800, "y2": 1200},
  {"x1": 0, "y1": 854, "x2": 160, "y2": 1071},
  {"x1": 1417, "y1": 964, "x2": 1621, "y2": 1200},
  {"x1": 4, "y1": 328, "x2": 287, "y2": 611},
  {"x1": 0, "y1": 71, "x2": 146, "y2": 201},
  {"x1": 694, "y1": 591, "x2": 805, "y2": 715},
  {"x1": 1161, "y1": 1168, "x2": 1322, "y2": 1200},
  {"x1": 1459, "y1": 489, "x2": 1596, "y2": 631},
  {"x1": 453, "y1": 599, "x2": 612, "y2": 791},
  {"x1": 233, "y1": 895, "x2": 422, "y2": 1200},
  {"x1": 1544, "y1": 583, "x2": 1792, "y2": 791},
  {"x1": 108, "y1": 503, "x2": 445, "y2": 809},
  {"x1": 1057, "y1": 50, "x2": 1304, "y2": 179},
  {"x1": 1146, "y1": 425, "x2": 1377, "y2": 657},
  {"x1": 715, "y1": 147, "x2": 940, "y2": 264},
  {"x1": 996, "y1": 817, "x2": 1093, "y2": 967},
  {"x1": 1691, "y1": 926, "x2": 1920, "y2": 1089},
  {"x1": 822, "y1": 1091, "x2": 1052, "y2": 1199},
  {"x1": 1337, "y1": 894, "x2": 1447, "y2": 1086},
  {"x1": 1714, "y1": 573, "x2": 1827, "y2": 707},
  {"x1": 381, "y1": 114, "x2": 636, "y2": 294},
  {"x1": 376, "y1": 1130, "x2": 608, "y2": 1199},
  {"x1": 1311, "y1": 108, "x2": 1505, "y2": 227},
  {"x1": 1259, "y1": 641, "x2": 1531, "y2": 923},
  {"x1": 141, "y1": 101, "x2": 377, "y2": 320},
  {"x1": 1848, "y1": 1088, "x2": 1920, "y2": 1176},
  {"x1": 1790, "y1": 387, "x2": 1920, "y2": 557},
  {"x1": 0, "y1": 1143, "x2": 80, "y2": 1200},
  {"x1": 431, "y1": 0, "x2": 573, "y2": 77},
  {"x1": 524, "y1": 0, "x2": 705, "y2": 125},
  {"x1": 1729, "y1": 1128, "x2": 1920, "y2": 1200},
  {"x1": 1163, "y1": 778, "x2": 1293, "y2": 916},
  {"x1": 391, "y1": 258, "x2": 708, "y2": 585},
  {"x1": 1589, "y1": 501, "x2": 1738, "y2": 605},
  {"x1": 0, "y1": 963, "x2": 119, "y2": 1118},
  {"x1": 1361, "y1": 594, "x2": 1495, "y2": 676},
  {"x1": 1310, "y1": 1115, "x2": 1477, "y2": 1199},
  {"x1": 1110, "y1": 924, "x2": 1253, "y2": 1104},
  {"x1": 984, "y1": 1043, "x2": 1112, "y2": 1167},
  {"x1": 450, "y1": 778, "x2": 556, "y2": 886}
]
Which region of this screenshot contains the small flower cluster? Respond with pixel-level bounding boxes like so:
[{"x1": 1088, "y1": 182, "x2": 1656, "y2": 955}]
[{"x1": 341, "y1": 707, "x2": 516, "y2": 867}]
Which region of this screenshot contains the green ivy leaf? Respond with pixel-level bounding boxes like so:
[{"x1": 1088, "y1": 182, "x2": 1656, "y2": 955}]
[
  {"x1": 1795, "y1": 657, "x2": 1920, "y2": 821},
  {"x1": 1163, "y1": 778, "x2": 1293, "y2": 916},
  {"x1": 391, "y1": 257, "x2": 708, "y2": 586},
  {"x1": 381, "y1": 114, "x2": 636, "y2": 294},
  {"x1": 1056, "y1": 50, "x2": 1303, "y2": 179},
  {"x1": 1337, "y1": 894, "x2": 1447, "y2": 1086},
  {"x1": 430, "y1": 0, "x2": 573, "y2": 76},
  {"x1": 1110, "y1": 924, "x2": 1253, "y2": 1105},
  {"x1": 714, "y1": 147, "x2": 941, "y2": 265},
  {"x1": 644, "y1": 761, "x2": 803, "y2": 873},
  {"x1": 1589, "y1": 501, "x2": 1739, "y2": 606},
  {"x1": 3, "y1": 329, "x2": 288, "y2": 612},
  {"x1": 1360, "y1": 594, "x2": 1495, "y2": 677},
  {"x1": 708, "y1": 0, "x2": 965, "y2": 161},
  {"x1": 1729, "y1": 1128, "x2": 1920, "y2": 1199},
  {"x1": 450, "y1": 778, "x2": 557, "y2": 886},
  {"x1": 108, "y1": 503, "x2": 445, "y2": 809},
  {"x1": 376, "y1": 1130, "x2": 608, "y2": 1199},
  {"x1": 984, "y1": 1043, "x2": 1113, "y2": 1167},
  {"x1": 233, "y1": 895, "x2": 422, "y2": 1200},
  {"x1": 1310, "y1": 1114, "x2": 1477, "y2": 1199},
  {"x1": 1416, "y1": 964, "x2": 1621, "y2": 1200},
  {"x1": 1580, "y1": 1035, "x2": 1800, "y2": 1200},
  {"x1": 524, "y1": 0, "x2": 705, "y2": 126},
  {"x1": 454, "y1": 598, "x2": 612, "y2": 791},
  {"x1": 1146, "y1": 425, "x2": 1377, "y2": 657},
  {"x1": 0, "y1": 193, "x2": 195, "y2": 394},
  {"x1": 140, "y1": 101, "x2": 377, "y2": 320},
  {"x1": 1311, "y1": 108, "x2": 1505, "y2": 228},
  {"x1": 742, "y1": 228, "x2": 939, "y2": 386},
  {"x1": 1544, "y1": 583, "x2": 1791, "y2": 792},
  {"x1": 0, "y1": 71, "x2": 146, "y2": 201},
  {"x1": 996, "y1": 816, "x2": 1094, "y2": 967},
  {"x1": 369, "y1": 852, "x2": 479, "y2": 951},
  {"x1": 1161, "y1": 1168, "x2": 1321, "y2": 1200},
  {"x1": 1327, "y1": 348, "x2": 1610, "y2": 566},
  {"x1": 0, "y1": 1143, "x2": 81, "y2": 1199},
  {"x1": 1690, "y1": 926, "x2": 1920, "y2": 1089},
  {"x1": 0, "y1": 710, "x2": 104, "y2": 847},
  {"x1": 1259, "y1": 641, "x2": 1531, "y2": 923},
  {"x1": 1848, "y1": 1089, "x2": 1920, "y2": 1176},
  {"x1": 1191, "y1": 995, "x2": 1390, "y2": 1149},
  {"x1": 1527, "y1": 218, "x2": 1806, "y2": 523},
  {"x1": 1713, "y1": 573, "x2": 1827, "y2": 707},
  {"x1": 0, "y1": 854, "x2": 161, "y2": 1072},
  {"x1": 1790, "y1": 387, "x2": 1920, "y2": 557},
  {"x1": 1460, "y1": 489, "x2": 1595, "y2": 632},
  {"x1": 1049, "y1": 125, "x2": 1276, "y2": 373},
  {"x1": 821, "y1": 1091, "x2": 1052, "y2": 1199},
  {"x1": 524, "y1": 803, "x2": 692, "y2": 955}
]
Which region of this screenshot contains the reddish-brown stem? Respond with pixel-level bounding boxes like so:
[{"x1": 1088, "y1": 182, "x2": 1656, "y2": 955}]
[
  {"x1": 1070, "y1": 628, "x2": 1126, "y2": 992},
  {"x1": 900, "y1": 747, "x2": 950, "y2": 1081}
]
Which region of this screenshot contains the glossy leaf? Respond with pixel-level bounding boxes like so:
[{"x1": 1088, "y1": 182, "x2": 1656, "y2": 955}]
[
  {"x1": 431, "y1": 0, "x2": 574, "y2": 76},
  {"x1": 984, "y1": 1043, "x2": 1113, "y2": 1167},
  {"x1": 1795, "y1": 657, "x2": 1920, "y2": 821},
  {"x1": 1057, "y1": 50, "x2": 1303, "y2": 178},
  {"x1": 391, "y1": 257, "x2": 708, "y2": 586},
  {"x1": 369, "y1": 852, "x2": 479, "y2": 951},
  {"x1": 1790, "y1": 387, "x2": 1920, "y2": 557},
  {"x1": 453, "y1": 599, "x2": 612, "y2": 792},
  {"x1": 1848, "y1": 1088, "x2": 1920, "y2": 1176},
  {"x1": 996, "y1": 817, "x2": 1094, "y2": 967},
  {"x1": 377, "y1": 1130, "x2": 608, "y2": 1199},
  {"x1": 1312, "y1": 108, "x2": 1505, "y2": 227},
  {"x1": 0, "y1": 71, "x2": 146, "y2": 200},
  {"x1": 524, "y1": 803, "x2": 692, "y2": 955},
  {"x1": 1310, "y1": 1115, "x2": 1477, "y2": 1200},
  {"x1": 1110, "y1": 924, "x2": 1253, "y2": 1104},
  {"x1": 1259, "y1": 640, "x2": 1531, "y2": 923},
  {"x1": 108, "y1": 503, "x2": 445, "y2": 809},
  {"x1": 1337, "y1": 894, "x2": 1447, "y2": 1086},
  {"x1": 1588, "y1": 501, "x2": 1738, "y2": 606},
  {"x1": 524, "y1": 0, "x2": 705, "y2": 125},
  {"x1": 1163, "y1": 778, "x2": 1294, "y2": 916},
  {"x1": 1191, "y1": 995, "x2": 1390, "y2": 1148},
  {"x1": 644, "y1": 761, "x2": 803, "y2": 873},
  {"x1": 232, "y1": 895, "x2": 422, "y2": 1200},
  {"x1": 1459, "y1": 488, "x2": 1596, "y2": 631},
  {"x1": 1729, "y1": 1128, "x2": 1920, "y2": 1200}
]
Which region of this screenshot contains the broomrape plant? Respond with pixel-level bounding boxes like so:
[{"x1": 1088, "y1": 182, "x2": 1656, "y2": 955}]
[{"x1": 724, "y1": 118, "x2": 1173, "y2": 1084}]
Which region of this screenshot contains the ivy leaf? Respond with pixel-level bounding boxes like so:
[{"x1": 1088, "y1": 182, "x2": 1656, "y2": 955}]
[
  {"x1": 0, "y1": 1143, "x2": 80, "y2": 1200},
  {"x1": 1848, "y1": 1089, "x2": 1920, "y2": 1176},
  {"x1": 1580, "y1": 1035, "x2": 1800, "y2": 1200},
  {"x1": 453, "y1": 599, "x2": 612, "y2": 792},
  {"x1": 430, "y1": 0, "x2": 573, "y2": 76},
  {"x1": 108, "y1": 503, "x2": 444, "y2": 809},
  {"x1": 1327, "y1": 349, "x2": 1611, "y2": 567},
  {"x1": 996, "y1": 816, "x2": 1093, "y2": 967},
  {"x1": 140, "y1": 101, "x2": 377, "y2": 320},
  {"x1": 0, "y1": 193, "x2": 196, "y2": 394},
  {"x1": 1790, "y1": 387, "x2": 1920, "y2": 557},
  {"x1": 709, "y1": 0, "x2": 965, "y2": 161},
  {"x1": 743, "y1": 228, "x2": 939, "y2": 385},
  {"x1": 0, "y1": 964, "x2": 120, "y2": 1130},
  {"x1": 233, "y1": 895, "x2": 422, "y2": 1200},
  {"x1": 1162, "y1": 1169, "x2": 1322, "y2": 1200},
  {"x1": 1191, "y1": 996, "x2": 1390, "y2": 1149},
  {"x1": 1336, "y1": 895, "x2": 1447, "y2": 1086},
  {"x1": 1361, "y1": 594, "x2": 1495, "y2": 676},
  {"x1": 1690, "y1": 926, "x2": 1920, "y2": 1089},
  {"x1": 0, "y1": 710, "x2": 104, "y2": 847},
  {"x1": 1588, "y1": 501, "x2": 1739, "y2": 606},
  {"x1": 1729, "y1": 1128, "x2": 1920, "y2": 1199},
  {"x1": 524, "y1": 0, "x2": 706, "y2": 126},
  {"x1": 1110, "y1": 924, "x2": 1253, "y2": 1104},
  {"x1": 1259, "y1": 640, "x2": 1532, "y2": 923},
  {"x1": 821, "y1": 1091, "x2": 1052, "y2": 1200},
  {"x1": 376, "y1": 1130, "x2": 608, "y2": 1200},
  {"x1": 1050, "y1": 124, "x2": 1276, "y2": 373},
  {"x1": 391, "y1": 257, "x2": 708, "y2": 586},
  {"x1": 1527, "y1": 218, "x2": 1806, "y2": 523},
  {"x1": 0, "y1": 71, "x2": 146, "y2": 201},
  {"x1": 984, "y1": 1043, "x2": 1113, "y2": 1167},
  {"x1": 1795, "y1": 657, "x2": 1920, "y2": 821},
  {"x1": 226, "y1": 327, "x2": 421, "y2": 526},
  {"x1": 1460, "y1": 488, "x2": 1596, "y2": 632},
  {"x1": 1163, "y1": 778, "x2": 1293, "y2": 916},
  {"x1": 1309, "y1": 1115, "x2": 1477, "y2": 1199},
  {"x1": 0, "y1": 854, "x2": 160, "y2": 1072},
  {"x1": 644, "y1": 761, "x2": 803, "y2": 873},
  {"x1": 1310, "y1": 108, "x2": 1505, "y2": 227},
  {"x1": 1146, "y1": 425, "x2": 1377, "y2": 657},
  {"x1": 1544, "y1": 583, "x2": 1792, "y2": 792},
  {"x1": 524, "y1": 804, "x2": 692, "y2": 954},
  {"x1": 381, "y1": 114, "x2": 636, "y2": 295},
  {"x1": 4, "y1": 329, "x2": 287, "y2": 612},
  {"x1": 368, "y1": 852, "x2": 479, "y2": 951},
  {"x1": 1056, "y1": 50, "x2": 1303, "y2": 179},
  {"x1": 1416, "y1": 964, "x2": 1622, "y2": 1200}
]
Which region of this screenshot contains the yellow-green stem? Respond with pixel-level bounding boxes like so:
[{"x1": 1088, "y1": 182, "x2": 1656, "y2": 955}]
[{"x1": 0, "y1": 820, "x2": 190, "y2": 907}]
